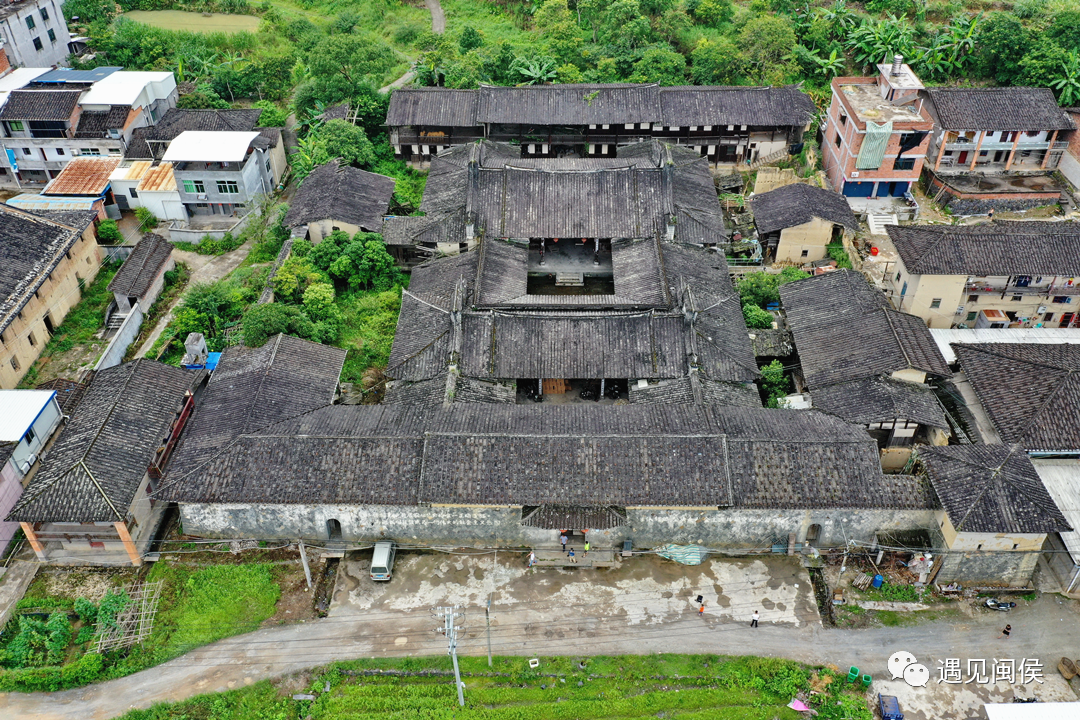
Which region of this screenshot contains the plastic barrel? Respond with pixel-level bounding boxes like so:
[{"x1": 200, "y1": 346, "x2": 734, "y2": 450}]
[{"x1": 872, "y1": 574, "x2": 884, "y2": 589}]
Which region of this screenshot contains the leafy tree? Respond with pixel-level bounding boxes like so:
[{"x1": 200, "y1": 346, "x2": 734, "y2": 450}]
[
  {"x1": 655, "y1": 6, "x2": 692, "y2": 44},
  {"x1": 737, "y1": 267, "x2": 810, "y2": 309},
  {"x1": 253, "y1": 101, "x2": 288, "y2": 127},
  {"x1": 1017, "y1": 37, "x2": 1072, "y2": 89},
  {"x1": 135, "y1": 207, "x2": 158, "y2": 230},
  {"x1": 973, "y1": 12, "x2": 1028, "y2": 85},
  {"x1": 691, "y1": 0, "x2": 733, "y2": 27},
  {"x1": 628, "y1": 47, "x2": 687, "y2": 85},
  {"x1": 600, "y1": 0, "x2": 655, "y2": 49},
  {"x1": 318, "y1": 120, "x2": 376, "y2": 168},
  {"x1": 290, "y1": 133, "x2": 329, "y2": 183},
  {"x1": 743, "y1": 304, "x2": 774, "y2": 329},
  {"x1": 302, "y1": 282, "x2": 337, "y2": 320},
  {"x1": 241, "y1": 303, "x2": 313, "y2": 347},
  {"x1": 738, "y1": 15, "x2": 797, "y2": 83},
  {"x1": 171, "y1": 307, "x2": 210, "y2": 340},
  {"x1": 309, "y1": 230, "x2": 350, "y2": 273},
  {"x1": 307, "y1": 34, "x2": 397, "y2": 100},
  {"x1": 759, "y1": 359, "x2": 790, "y2": 408},
  {"x1": 459, "y1": 26, "x2": 484, "y2": 54},
  {"x1": 329, "y1": 234, "x2": 402, "y2": 291},
  {"x1": 96, "y1": 219, "x2": 121, "y2": 244},
  {"x1": 1047, "y1": 10, "x2": 1080, "y2": 51},
  {"x1": 177, "y1": 83, "x2": 230, "y2": 110},
  {"x1": 272, "y1": 255, "x2": 325, "y2": 303},
  {"x1": 243, "y1": 50, "x2": 294, "y2": 101},
  {"x1": 691, "y1": 38, "x2": 743, "y2": 85}
]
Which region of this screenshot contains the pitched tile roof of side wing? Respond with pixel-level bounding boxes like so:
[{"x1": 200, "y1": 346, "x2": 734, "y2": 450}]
[
  {"x1": 918, "y1": 445, "x2": 1071, "y2": 533},
  {"x1": 7, "y1": 360, "x2": 201, "y2": 523},
  {"x1": 476, "y1": 83, "x2": 660, "y2": 125},
  {"x1": 811, "y1": 376, "x2": 949, "y2": 429},
  {"x1": 165, "y1": 334, "x2": 347, "y2": 481},
  {"x1": 953, "y1": 343, "x2": 1080, "y2": 452},
  {"x1": 925, "y1": 87, "x2": 1076, "y2": 131},
  {"x1": 750, "y1": 183, "x2": 859, "y2": 235},
  {"x1": 886, "y1": 221, "x2": 1080, "y2": 276},
  {"x1": 283, "y1": 160, "x2": 396, "y2": 232},
  {"x1": 780, "y1": 270, "x2": 951, "y2": 388},
  {"x1": 658, "y1": 85, "x2": 816, "y2": 127},
  {"x1": 386, "y1": 88, "x2": 480, "y2": 127},
  {"x1": 0, "y1": 205, "x2": 84, "y2": 335},
  {"x1": 107, "y1": 234, "x2": 173, "y2": 299},
  {"x1": 0, "y1": 90, "x2": 81, "y2": 120},
  {"x1": 125, "y1": 108, "x2": 263, "y2": 159}
]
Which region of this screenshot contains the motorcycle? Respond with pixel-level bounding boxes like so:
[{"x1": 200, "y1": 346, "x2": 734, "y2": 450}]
[{"x1": 985, "y1": 597, "x2": 1017, "y2": 611}]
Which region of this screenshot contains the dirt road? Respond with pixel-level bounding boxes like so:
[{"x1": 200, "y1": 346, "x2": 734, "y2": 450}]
[{"x1": 4, "y1": 554, "x2": 1079, "y2": 719}]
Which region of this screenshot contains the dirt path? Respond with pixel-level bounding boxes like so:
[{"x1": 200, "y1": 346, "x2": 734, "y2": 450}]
[
  {"x1": 5, "y1": 555, "x2": 1080, "y2": 719},
  {"x1": 379, "y1": 0, "x2": 444, "y2": 93},
  {"x1": 133, "y1": 240, "x2": 253, "y2": 359}
]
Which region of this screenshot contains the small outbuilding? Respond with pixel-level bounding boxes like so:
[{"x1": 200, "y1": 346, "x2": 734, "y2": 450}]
[
  {"x1": 283, "y1": 160, "x2": 395, "y2": 243},
  {"x1": 107, "y1": 233, "x2": 174, "y2": 315},
  {"x1": 750, "y1": 183, "x2": 858, "y2": 264}
]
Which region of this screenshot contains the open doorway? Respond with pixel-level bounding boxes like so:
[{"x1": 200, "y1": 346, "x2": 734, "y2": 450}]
[
  {"x1": 326, "y1": 518, "x2": 342, "y2": 543},
  {"x1": 805, "y1": 523, "x2": 822, "y2": 546}
]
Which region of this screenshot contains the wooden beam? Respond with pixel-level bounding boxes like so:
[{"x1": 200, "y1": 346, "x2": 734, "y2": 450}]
[
  {"x1": 933, "y1": 132, "x2": 949, "y2": 172},
  {"x1": 969, "y1": 132, "x2": 985, "y2": 171},
  {"x1": 1041, "y1": 129, "x2": 1059, "y2": 169},
  {"x1": 20, "y1": 522, "x2": 46, "y2": 560},
  {"x1": 1004, "y1": 132, "x2": 1021, "y2": 170},
  {"x1": 114, "y1": 521, "x2": 142, "y2": 567}
]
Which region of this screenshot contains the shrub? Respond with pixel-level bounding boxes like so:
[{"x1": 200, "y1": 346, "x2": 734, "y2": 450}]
[
  {"x1": 74, "y1": 598, "x2": 97, "y2": 625},
  {"x1": 97, "y1": 219, "x2": 122, "y2": 244},
  {"x1": 826, "y1": 242, "x2": 852, "y2": 269},
  {"x1": 253, "y1": 100, "x2": 288, "y2": 127},
  {"x1": 134, "y1": 207, "x2": 158, "y2": 230},
  {"x1": 97, "y1": 589, "x2": 130, "y2": 632},
  {"x1": 743, "y1": 304, "x2": 773, "y2": 329}
]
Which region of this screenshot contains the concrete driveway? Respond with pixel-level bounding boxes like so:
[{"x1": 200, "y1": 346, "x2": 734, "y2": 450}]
[{"x1": 4, "y1": 552, "x2": 1080, "y2": 719}]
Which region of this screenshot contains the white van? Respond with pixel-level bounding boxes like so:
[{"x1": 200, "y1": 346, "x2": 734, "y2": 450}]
[{"x1": 370, "y1": 541, "x2": 396, "y2": 581}]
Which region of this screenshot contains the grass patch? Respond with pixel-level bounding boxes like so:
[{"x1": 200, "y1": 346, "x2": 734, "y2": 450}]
[
  {"x1": 16, "y1": 260, "x2": 120, "y2": 388},
  {"x1": 336, "y1": 286, "x2": 404, "y2": 385},
  {"x1": 117, "y1": 654, "x2": 873, "y2": 719}
]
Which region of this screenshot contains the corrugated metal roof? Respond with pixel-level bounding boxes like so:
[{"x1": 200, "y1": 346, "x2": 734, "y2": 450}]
[
  {"x1": 136, "y1": 162, "x2": 177, "y2": 192},
  {"x1": 6, "y1": 194, "x2": 99, "y2": 211},
  {"x1": 33, "y1": 67, "x2": 122, "y2": 84},
  {"x1": 930, "y1": 328, "x2": 1080, "y2": 364},
  {"x1": 111, "y1": 160, "x2": 153, "y2": 182},
  {"x1": 43, "y1": 157, "x2": 121, "y2": 196},
  {"x1": 1032, "y1": 459, "x2": 1080, "y2": 563}
]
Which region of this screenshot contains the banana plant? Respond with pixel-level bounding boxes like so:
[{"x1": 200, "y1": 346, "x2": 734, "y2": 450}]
[
  {"x1": 815, "y1": 48, "x2": 846, "y2": 78},
  {"x1": 510, "y1": 56, "x2": 557, "y2": 86},
  {"x1": 914, "y1": 33, "x2": 959, "y2": 80},
  {"x1": 1051, "y1": 52, "x2": 1080, "y2": 107}
]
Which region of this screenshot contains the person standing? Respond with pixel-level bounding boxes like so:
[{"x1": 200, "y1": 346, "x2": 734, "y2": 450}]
[
  {"x1": 999, "y1": 624, "x2": 1011, "y2": 640},
  {"x1": 751, "y1": 610, "x2": 759, "y2": 628},
  {"x1": 568, "y1": 548, "x2": 577, "y2": 563},
  {"x1": 583, "y1": 540, "x2": 590, "y2": 557},
  {"x1": 560, "y1": 533, "x2": 568, "y2": 554},
  {"x1": 699, "y1": 602, "x2": 705, "y2": 616},
  {"x1": 527, "y1": 550, "x2": 536, "y2": 568}
]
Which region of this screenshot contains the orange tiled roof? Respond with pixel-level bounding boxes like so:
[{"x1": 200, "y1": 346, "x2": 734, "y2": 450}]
[{"x1": 43, "y1": 157, "x2": 122, "y2": 196}]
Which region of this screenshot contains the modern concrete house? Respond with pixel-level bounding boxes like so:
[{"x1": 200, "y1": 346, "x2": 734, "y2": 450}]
[
  {"x1": 0, "y1": 388, "x2": 63, "y2": 554},
  {"x1": 749, "y1": 183, "x2": 858, "y2": 265},
  {"x1": 822, "y1": 57, "x2": 932, "y2": 218},
  {"x1": 7, "y1": 359, "x2": 203, "y2": 565},
  {"x1": 0, "y1": 0, "x2": 70, "y2": 70},
  {"x1": 0, "y1": 204, "x2": 100, "y2": 388},
  {"x1": 162, "y1": 130, "x2": 277, "y2": 219},
  {"x1": 886, "y1": 221, "x2": 1080, "y2": 329}
]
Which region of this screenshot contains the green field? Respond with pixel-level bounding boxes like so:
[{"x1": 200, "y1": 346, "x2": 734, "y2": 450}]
[{"x1": 122, "y1": 10, "x2": 262, "y2": 33}]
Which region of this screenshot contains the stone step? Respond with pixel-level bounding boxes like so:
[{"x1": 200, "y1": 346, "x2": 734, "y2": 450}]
[
  {"x1": 555, "y1": 272, "x2": 584, "y2": 286},
  {"x1": 867, "y1": 213, "x2": 899, "y2": 236}
]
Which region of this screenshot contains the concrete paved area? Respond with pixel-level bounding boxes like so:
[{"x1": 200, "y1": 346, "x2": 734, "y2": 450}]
[
  {"x1": 0, "y1": 560, "x2": 38, "y2": 629},
  {"x1": 4, "y1": 553, "x2": 1080, "y2": 719}
]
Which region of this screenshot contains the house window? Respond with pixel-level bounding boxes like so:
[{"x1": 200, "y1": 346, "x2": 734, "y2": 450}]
[
  {"x1": 1045, "y1": 313, "x2": 1055, "y2": 322},
  {"x1": 56, "y1": 147, "x2": 64, "y2": 155},
  {"x1": 47, "y1": 28, "x2": 55, "y2": 43},
  {"x1": 8, "y1": 121, "x2": 23, "y2": 131},
  {"x1": 40, "y1": 7, "x2": 48, "y2": 20},
  {"x1": 265, "y1": 159, "x2": 271, "y2": 173},
  {"x1": 839, "y1": 113, "x2": 847, "y2": 126},
  {"x1": 967, "y1": 295, "x2": 978, "y2": 303},
  {"x1": 22, "y1": 147, "x2": 31, "y2": 155},
  {"x1": 130, "y1": 188, "x2": 138, "y2": 198},
  {"x1": 893, "y1": 157, "x2": 915, "y2": 171},
  {"x1": 26, "y1": 16, "x2": 35, "y2": 29},
  {"x1": 1011, "y1": 294, "x2": 1022, "y2": 302},
  {"x1": 801, "y1": 249, "x2": 809, "y2": 257},
  {"x1": 80, "y1": 148, "x2": 101, "y2": 155},
  {"x1": 834, "y1": 132, "x2": 841, "y2": 148},
  {"x1": 33, "y1": 37, "x2": 43, "y2": 51},
  {"x1": 28, "y1": 332, "x2": 36, "y2": 346},
  {"x1": 10, "y1": 357, "x2": 19, "y2": 371},
  {"x1": 1053, "y1": 296, "x2": 1071, "y2": 304},
  {"x1": 217, "y1": 180, "x2": 239, "y2": 194},
  {"x1": 182, "y1": 180, "x2": 205, "y2": 193},
  {"x1": 966, "y1": 311, "x2": 977, "y2": 321},
  {"x1": 1025, "y1": 131, "x2": 1039, "y2": 137},
  {"x1": 24, "y1": 425, "x2": 35, "y2": 444},
  {"x1": 895, "y1": 271, "x2": 902, "y2": 282},
  {"x1": 930, "y1": 298, "x2": 941, "y2": 309}
]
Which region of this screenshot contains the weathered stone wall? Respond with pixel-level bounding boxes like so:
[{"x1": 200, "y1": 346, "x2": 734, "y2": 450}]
[
  {"x1": 935, "y1": 550, "x2": 1041, "y2": 587},
  {"x1": 179, "y1": 502, "x2": 939, "y2": 551}
]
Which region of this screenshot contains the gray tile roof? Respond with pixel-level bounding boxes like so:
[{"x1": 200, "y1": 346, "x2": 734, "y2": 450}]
[
  {"x1": 386, "y1": 88, "x2": 480, "y2": 127},
  {"x1": 0, "y1": 205, "x2": 85, "y2": 335},
  {"x1": 476, "y1": 83, "x2": 660, "y2": 125},
  {"x1": 74, "y1": 105, "x2": 132, "y2": 138},
  {"x1": 162, "y1": 403, "x2": 932, "y2": 511},
  {"x1": 918, "y1": 445, "x2": 1071, "y2": 533},
  {"x1": 781, "y1": 270, "x2": 952, "y2": 388},
  {"x1": 628, "y1": 376, "x2": 762, "y2": 407},
  {"x1": 7, "y1": 361, "x2": 200, "y2": 523},
  {"x1": 887, "y1": 221, "x2": 1080, "y2": 276},
  {"x1": 107, "y1": 233, "x2": 173, "y2": 299},
  {"x1": 381, "y1": 210, "x2": 466, "y2": 247},
  {"x1": 35, "y1": 378, "x2": 89, "y2": 414},
  {"x1": 0, "y1": 90, "x2": 80, "y2": 121},
  {"x1": 751, "y1": 183, "x2": 858, "y2": 235},
  {"x1": 926, "y1": 87, "x2": 1076, "y2": 131},
  {"x1": 283, "y1": 160, "x2": 395, "y2": 232},
  {"x1": 658, "y1": 85, "x2": 816, "y2": 128},
  {"x1": 166, "y1": 334, "x2": 347, "y2": 479},
  {"x1": 954, "y1": 343, "x2": 1080, "y2": 452},
  {"x1": 811, "y1": 376, "x2": 949, "y2": 429},
  {"x1": 125, "y1": 108, "x2": 263, "y2": 159}
]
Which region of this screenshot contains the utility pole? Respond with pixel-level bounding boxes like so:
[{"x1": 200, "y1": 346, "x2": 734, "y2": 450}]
[
  {"x1": 298, "y1": 539, "x2": 312, "y2": 591},
  {"x1": 485, "y1": 596, "x2": 493, "y2": 668},
  {"x1": 435, "y1": 606, "x2": 466, "y2": 706}
]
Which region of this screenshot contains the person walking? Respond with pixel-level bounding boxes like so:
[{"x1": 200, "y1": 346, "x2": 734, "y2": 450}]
[
  {"x1": 699, "y1": 602, "x2": 705, "y2": 616},
  {"x1": 560, "y1": 533, "x2": 568, "y2": 554},
  {"x1": 568, "y1": 548, "x2": 577, "y2": 563},
  {"x1": 999, "y1": 624, "x2": 1011, "y2": 640},
  {"x1": 527, "y1": 550, "x2": 536, "y2": 568},
  {"x1": 751, "y1": 610, "x2": 759, "y2": 628}
]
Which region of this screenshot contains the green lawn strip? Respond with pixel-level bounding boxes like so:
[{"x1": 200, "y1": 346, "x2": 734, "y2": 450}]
[
  {"x1": 440, "y1": 0, "x2": 532, "y2": 48},
  {"x1": 118, "y1": 655, "x2": 871, "y2": 719},
  {"x1": 16, "y1": 260, "x2": 120, "y2": 388},
  {"x1": 0, "y1": 561, "x2": 282, "y2": 691}
]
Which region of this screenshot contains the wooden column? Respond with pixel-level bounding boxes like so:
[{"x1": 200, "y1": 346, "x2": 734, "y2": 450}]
[
  {"x1": 1004, "y1": 132, "x2": 1021, "y2": 170},
  {"x1": 1041, "y1": 129, "x2": 1060, "y2": 169},
  {"x1": 933, "y1": 132, "x2": 949, "y2": 172},
  {"x1": 969, "y1": 132, "x2": 985, "y2": 171},
  {"x1": 20, "y1": 522, "x2": 46, "y2": 560},
  {"x1": 114, "y1": 521, "x2": 142, "y2": 567}
]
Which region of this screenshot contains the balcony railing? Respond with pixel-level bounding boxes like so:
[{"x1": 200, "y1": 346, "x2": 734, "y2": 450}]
[
  {"x1": 965, "y1": 283, "x2": 1080, "y2": 297},
  {"x1": 944, "y1": 139, "x2": 1069, "y2": 153}
]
